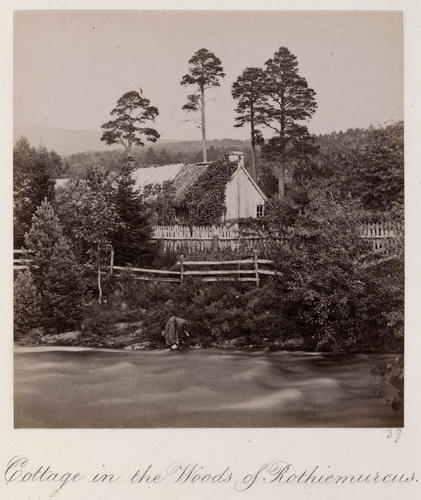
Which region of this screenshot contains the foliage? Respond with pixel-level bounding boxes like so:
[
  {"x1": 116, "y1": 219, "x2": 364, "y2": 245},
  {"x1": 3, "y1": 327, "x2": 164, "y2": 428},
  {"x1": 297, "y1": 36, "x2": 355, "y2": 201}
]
[
  {"x1": 24, "y1": 200, "x2": 86, "y2": 331},
  {"x1": 14, "y1": 269, "x2": 42, "y2": 337},
  {"x1": 65, "y1": 149, "x2": 126, "y2": 177},
  {"x1": 37, "y1": 238, "x2": 87, "y2": 331},
  {"x1": 362, "y1": 255, "x2": 404, "y2": 351},
  {"x1": 142, "y1": 181, "x2": 177, "y2": 225},
  {"x1": 232, "y1": 67, "x2": 267, "y2": 178},
  {"x1": 243, "y1": 187, "x2": 403, "y2": 352},
  {"x1": 307, "y1": 122, "x2": 404, "y2": 215},
  {"x1": 80, "y1": 301, "x2": 127, "y2": 336},
  {"x1": 372, "y1": 356, "x2": 404, "y2": 412},
  {"x1": 87, "y1": 277, "x2": 291, "y2": 348},
  {"x1": 112, "y1": 159, "x2": 155, "y2": 266},
  {"x1": 101, "y1": 90, "x2": 160, "y2": 154},
  {"x1": 55, "y1": 167, "x2": 123, "y2": 301},
  {"x1": 259, "y1": 47, "x2": 318, "y2": 197},
  {"x1": 150, "y1": 247, "x2": 179, "y2": 270},
  {"x1": 181, "y1": 48, "x2": 225, "y2": 96},
  {"x1": 257, "y1": 159, "x2": 281, "y2": 197},
  {"x1": 62, "y1": 139, "x2": 255, "y2": 177},
  {"x1": 14, "y1": 137, "x2": 63, "y2": 247},
  {"x1": 181, "y1": 158, "x2": 237, "y2": 225},
  {"x1": 181, "y1": 48, "x2": 225, "y2": 162},
  {"x1": 338, "y1": 122, "x2": 404, "y2": 212}
]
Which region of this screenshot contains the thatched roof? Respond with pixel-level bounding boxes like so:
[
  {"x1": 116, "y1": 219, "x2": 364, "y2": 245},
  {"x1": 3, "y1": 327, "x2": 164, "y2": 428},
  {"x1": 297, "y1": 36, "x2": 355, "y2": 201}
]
[
  {"x1": 133, "y1": 162, "x2": 213, "y2": 205},
  {"x1": 132, "y1": 163, "x2": 184, "y2": 187},
  {"x1": 171, "y1": 163, "x2": 211, "y2": 204}
]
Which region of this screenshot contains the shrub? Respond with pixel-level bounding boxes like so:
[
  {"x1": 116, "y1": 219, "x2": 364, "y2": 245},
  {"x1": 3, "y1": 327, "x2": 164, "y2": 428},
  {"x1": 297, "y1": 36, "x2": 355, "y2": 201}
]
[
  {"x1": 245, "y1": 188, "x2": 404, "y2": 353},
  {"x1": 40, "y1": 238, "x2": 86, "y2": 331},
  {"x1": 81, "y1": 302, "x2": 123, "y2": 336},
  {"x1": 25, "y1": 200, "x2": 86, "y2": 332},
  {"x1": 372, "y1": 356, "x2": 404, "y2": 412},
  {"x1": 14, "y1": 270, "x2": 42, "y2": 337}
]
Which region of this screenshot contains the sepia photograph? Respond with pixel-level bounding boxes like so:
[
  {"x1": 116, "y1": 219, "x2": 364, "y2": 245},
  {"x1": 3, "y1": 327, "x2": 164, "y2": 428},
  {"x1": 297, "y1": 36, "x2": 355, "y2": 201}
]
[{"x1": 13, "y1": 10, "x2": 404, "y2": 429}]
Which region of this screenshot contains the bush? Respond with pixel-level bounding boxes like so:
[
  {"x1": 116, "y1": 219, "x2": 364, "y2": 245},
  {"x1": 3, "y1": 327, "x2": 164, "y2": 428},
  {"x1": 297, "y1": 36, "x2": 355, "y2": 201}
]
[
  {"x1": 150, "y1": 247, "x2": 179, "y2": 270},
  {"x1": 372, "y1": 356, "x2": 404, "y2": 411},
  {"x1": 81, "y1": 302, "x2": 124, "y2": 336},
  {"x1": 25, "y1": 200, "x2": 86, "y2": 332},
  {"x1": 14, "y1": 270, "x2": 42, "y2": 338},
  {"x1": 243, "y1": 188, "x2": 404, "y2": 353}
]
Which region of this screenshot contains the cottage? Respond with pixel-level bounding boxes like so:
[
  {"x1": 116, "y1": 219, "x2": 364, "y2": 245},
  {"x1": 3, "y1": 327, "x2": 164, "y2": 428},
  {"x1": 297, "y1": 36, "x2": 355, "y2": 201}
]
[{"x1": 133, "y1": 152, "x2": 267, "y2": 222}]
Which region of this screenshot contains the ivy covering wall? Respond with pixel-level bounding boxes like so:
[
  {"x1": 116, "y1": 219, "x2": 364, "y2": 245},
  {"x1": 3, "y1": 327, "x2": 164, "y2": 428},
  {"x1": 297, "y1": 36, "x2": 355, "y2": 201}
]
[{"x1": 180, "y1": 159, "x2": 237, "y2": 225}]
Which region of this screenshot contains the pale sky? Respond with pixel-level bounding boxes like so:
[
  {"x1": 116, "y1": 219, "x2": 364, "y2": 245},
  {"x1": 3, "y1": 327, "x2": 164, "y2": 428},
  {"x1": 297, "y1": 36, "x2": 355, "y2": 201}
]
[{"x1": 14, "y1": 10, "x2": 403, "y2": 141}]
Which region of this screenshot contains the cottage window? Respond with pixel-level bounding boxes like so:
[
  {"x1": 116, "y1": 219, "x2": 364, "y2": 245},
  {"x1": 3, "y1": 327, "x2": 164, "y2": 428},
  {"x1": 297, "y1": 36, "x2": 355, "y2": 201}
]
[{"x1": 256, "y1": 204, "x2": 264, "y2": 218}]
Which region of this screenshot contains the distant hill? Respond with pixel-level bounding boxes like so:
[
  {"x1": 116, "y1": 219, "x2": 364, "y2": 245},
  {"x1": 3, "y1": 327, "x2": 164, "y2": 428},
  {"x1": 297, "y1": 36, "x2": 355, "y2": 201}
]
[
  {"x1": 13, "y1": 123, "x2": 250, "y2": 157},
  {"x1": 13, "y1": 125, "x2": 247, "y2": 156},
  {"x1": 13, "y1": 124, "x2": 112, "y2": 155}
]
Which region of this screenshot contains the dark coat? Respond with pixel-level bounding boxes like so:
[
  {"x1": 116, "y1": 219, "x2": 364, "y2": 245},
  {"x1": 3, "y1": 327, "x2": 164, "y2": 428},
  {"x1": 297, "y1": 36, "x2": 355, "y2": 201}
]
[{"x1": 162, "y1": 316, "x2": 189, "y2": 346}]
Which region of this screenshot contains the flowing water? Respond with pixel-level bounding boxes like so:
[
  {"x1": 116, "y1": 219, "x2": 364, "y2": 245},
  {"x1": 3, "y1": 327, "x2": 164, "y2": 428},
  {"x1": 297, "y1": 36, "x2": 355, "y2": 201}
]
[{"x1": 14, "y1": 347, "x2": 402, "y2": 428}]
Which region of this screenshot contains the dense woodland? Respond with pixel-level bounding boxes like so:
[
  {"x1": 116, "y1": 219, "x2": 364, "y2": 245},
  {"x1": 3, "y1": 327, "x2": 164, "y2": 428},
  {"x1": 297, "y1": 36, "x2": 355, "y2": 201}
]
[{"x1": 13, "y1": 45, "x2": 404, "y2": 366}]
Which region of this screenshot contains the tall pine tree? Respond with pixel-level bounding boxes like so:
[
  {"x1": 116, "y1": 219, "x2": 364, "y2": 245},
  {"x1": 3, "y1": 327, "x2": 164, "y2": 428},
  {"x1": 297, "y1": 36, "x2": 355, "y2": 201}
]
[
  {"x1": 181, "y1": 48, "x2": 225, "y2": 162},
  {"x1": 260, "y1": 47, "x2": 318, "y2": 198},
  {"x1": 232, "y1": 67, "x2": 267, "y2": 180},
  {"x1": 101, "y1": 90, "x2": 160, "y2": 155}
]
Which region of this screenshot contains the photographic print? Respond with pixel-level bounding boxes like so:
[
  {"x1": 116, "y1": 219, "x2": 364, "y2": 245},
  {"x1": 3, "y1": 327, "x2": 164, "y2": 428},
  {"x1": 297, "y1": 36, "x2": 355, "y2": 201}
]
[{"x1": 13, "y1": 10, "x2": 404, "y2": 428}]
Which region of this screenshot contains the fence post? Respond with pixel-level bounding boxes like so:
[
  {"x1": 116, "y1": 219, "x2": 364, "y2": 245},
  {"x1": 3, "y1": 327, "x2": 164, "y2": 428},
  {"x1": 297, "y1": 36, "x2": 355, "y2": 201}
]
[
  {"x1": 110, "y1": 247, "x2": 114, "y2": 275},
  {"x1": 212, "y1": 233, "x2": 219, "y2": 252},
  {"x1": 180, "y1": 254, "x2": 184, "y2": 284},
  {"x1": 254, "y1": 249, "x2": 260, "y2": 288}
]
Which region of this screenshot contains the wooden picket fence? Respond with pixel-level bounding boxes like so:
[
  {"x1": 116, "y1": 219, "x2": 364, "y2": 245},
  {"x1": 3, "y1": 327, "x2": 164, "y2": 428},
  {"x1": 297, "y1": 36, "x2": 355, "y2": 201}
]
[
  {"x1": 13, "y1": 222, "x2": 401, "y2": 275},
  {"x1": 359, "y1": 222, "x2": 400, "y2": 252},
  {"x1": 152, "y1": 222, "x2": 401, "y2": 254},
  {"x1": 151, "y1": 223, "x2": 260, "y2": 253}
]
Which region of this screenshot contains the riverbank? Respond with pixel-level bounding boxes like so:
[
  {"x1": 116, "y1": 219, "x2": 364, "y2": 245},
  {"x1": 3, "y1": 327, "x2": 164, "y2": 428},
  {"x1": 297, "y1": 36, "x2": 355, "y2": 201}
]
[{"x1": 15, "y1": 326, "x2": 308, "y2": 352}]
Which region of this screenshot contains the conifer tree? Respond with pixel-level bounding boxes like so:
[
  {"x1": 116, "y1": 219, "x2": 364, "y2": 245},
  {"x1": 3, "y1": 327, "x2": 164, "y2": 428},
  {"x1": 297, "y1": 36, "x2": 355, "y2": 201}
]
[
  {"x1": 14, "y1": 269, "x2": 42, "y2": 337},
  {"x1": 112, "y1": 159, "x2": 154, "y2": 266},
  {"x1": 260, "y1": 47, "x2": 318, "y2": 198},
  {"x1": 25, "y1": 200, "x2": 85, "y2": 331},
  {"x1": 13, "y1": 137, "x2": 59, "y2": 247},
  {"x1": 181, "y1": 48, "x2": 225, "y2": 162},
  {"x1": 101, "y1": 90, "x2": 160, "y2": 155},
  {"x1": 232, "y1": 67, "x2": 267, "y2": 179}
]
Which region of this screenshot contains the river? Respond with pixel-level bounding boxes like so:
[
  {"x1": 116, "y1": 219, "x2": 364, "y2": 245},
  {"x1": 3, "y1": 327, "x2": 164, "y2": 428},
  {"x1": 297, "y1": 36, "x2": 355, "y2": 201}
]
[{"x1": 14, "y1": 347, "x2": 402, "y2": 428}]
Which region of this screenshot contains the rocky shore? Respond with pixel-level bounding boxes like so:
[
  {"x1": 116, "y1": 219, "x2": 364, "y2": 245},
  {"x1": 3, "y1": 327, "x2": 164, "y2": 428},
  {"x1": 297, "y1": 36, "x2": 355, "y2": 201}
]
[{"x1": 16, "y1": 322, "x2": 306, "y2": 352}]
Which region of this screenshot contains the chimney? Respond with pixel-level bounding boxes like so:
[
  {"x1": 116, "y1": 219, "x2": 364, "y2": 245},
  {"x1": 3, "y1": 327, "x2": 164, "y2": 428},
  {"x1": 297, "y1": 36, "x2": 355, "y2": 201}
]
[{"x1": 227, "y1": 151, "x2": 244, "y2": 169}]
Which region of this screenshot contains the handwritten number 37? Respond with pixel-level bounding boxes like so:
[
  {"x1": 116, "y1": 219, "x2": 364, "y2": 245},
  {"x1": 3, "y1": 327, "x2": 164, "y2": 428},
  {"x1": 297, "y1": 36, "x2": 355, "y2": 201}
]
[{"x1": 386, "y1": 428, "x2": 402, "y2": 443}]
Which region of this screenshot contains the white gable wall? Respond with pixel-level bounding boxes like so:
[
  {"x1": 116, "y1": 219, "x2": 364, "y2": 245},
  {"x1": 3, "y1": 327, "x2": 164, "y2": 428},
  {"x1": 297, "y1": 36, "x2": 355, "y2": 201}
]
[{"x1": 224, "y1": 167, "x2": 266, "y2": 220}]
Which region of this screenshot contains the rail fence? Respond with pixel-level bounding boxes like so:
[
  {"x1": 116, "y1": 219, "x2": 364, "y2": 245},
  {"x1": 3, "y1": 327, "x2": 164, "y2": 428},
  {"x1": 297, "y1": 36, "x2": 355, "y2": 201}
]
[
  {"x1": 110, "y1": 252, "x2": 277, "y2": 287},
  {"x1": 14, "y1": 249, "x2": 277, "y2": 287},
  {"x1": 13, "y1": 222, "x2": 401, "y2": 279}
]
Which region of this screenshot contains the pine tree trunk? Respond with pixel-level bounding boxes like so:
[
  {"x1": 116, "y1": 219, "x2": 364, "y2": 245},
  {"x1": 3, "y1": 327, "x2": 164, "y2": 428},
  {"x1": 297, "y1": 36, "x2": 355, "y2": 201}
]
[
  {"x1": 250, "y1": 115, "x2": 257, "y2": 180},
  {"x1": 278, "y1": 126, "x2": 285, "y2": 199},
  {"x1": 278, "y1": 161, "x2": 285, "y2": 199},
  {"x1": 201, "y1": 86, "x2": 207, "y2": 162},
  {"x1": 97, "y1": 242, "x2": 102, "y2": 304},
  {"x1": 250, "y1": 142, "x2": 257, "y2": 180}
]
